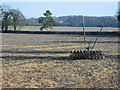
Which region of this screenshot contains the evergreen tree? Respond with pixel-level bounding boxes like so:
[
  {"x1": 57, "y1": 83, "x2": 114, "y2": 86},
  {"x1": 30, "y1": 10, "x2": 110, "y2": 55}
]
[{"x1": 38, "y1": 10, "x2": 56, "y2": 31}]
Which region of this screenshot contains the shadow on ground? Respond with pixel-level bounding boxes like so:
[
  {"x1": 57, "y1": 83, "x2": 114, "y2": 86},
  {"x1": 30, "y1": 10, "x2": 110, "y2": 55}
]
[{"x1": 46, "y1": 41, "x2": 119, "y2": 44}]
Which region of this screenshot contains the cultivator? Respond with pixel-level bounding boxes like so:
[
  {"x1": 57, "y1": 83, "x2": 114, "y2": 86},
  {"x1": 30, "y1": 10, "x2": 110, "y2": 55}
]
[
  {"x1": 70, "y1": 50, "x2": 104, "y2": 60},
  {"x1": 70, "y1": 16, "x2": 104, "y2": 60}
]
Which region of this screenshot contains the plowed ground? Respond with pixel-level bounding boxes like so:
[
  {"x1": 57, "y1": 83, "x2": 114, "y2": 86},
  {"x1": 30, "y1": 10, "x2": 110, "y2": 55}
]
[{"x1": 2, "y1": 33, "x2": 119, "y2": 88}]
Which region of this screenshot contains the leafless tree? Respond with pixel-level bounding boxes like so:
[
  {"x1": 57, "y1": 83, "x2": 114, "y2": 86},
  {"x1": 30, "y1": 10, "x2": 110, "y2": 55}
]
[{"x1": 9, "y1": 9, "x2": 26, "y2": 31}]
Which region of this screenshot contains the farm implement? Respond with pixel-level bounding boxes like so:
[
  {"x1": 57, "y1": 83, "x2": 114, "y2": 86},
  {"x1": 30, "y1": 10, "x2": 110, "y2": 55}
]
[{"x1": 70, "y1": 16, "x2": 104, "y2": 60}]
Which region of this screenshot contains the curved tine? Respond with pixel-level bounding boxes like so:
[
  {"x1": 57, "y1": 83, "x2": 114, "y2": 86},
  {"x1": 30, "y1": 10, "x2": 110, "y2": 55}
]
[
  {"x1": 98, "y1": 50, "x2": 100, "y2": 53},
  {"x1": 73, "y1": 50, "x2": 76, "y2": 53},
  {"x1": 83, "y1": 50, "x2": 85, "y2": 53},
  {"x1": 93, "y1": 51, "x2": 95, "y2": 54},
  {"x1": 80, "y1": 50, "x2": 82, "y2": 53},
  {"x1": 90, "y1": 51, "x2": 92, "y2": 53},
  {"x1": 77, "y1": 50, "x2": 79, "y2": 54}
]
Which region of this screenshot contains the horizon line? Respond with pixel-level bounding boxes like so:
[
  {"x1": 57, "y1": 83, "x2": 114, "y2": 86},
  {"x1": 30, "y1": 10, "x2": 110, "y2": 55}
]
[{"x1": 28, "y1": 15, "x2": 116, "y2": 18}]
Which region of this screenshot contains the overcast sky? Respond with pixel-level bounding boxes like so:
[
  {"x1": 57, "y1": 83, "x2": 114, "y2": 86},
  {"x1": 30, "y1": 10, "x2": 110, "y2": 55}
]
[{"x1": 1, "y1": 1, "x2": 119, "y2": 19}]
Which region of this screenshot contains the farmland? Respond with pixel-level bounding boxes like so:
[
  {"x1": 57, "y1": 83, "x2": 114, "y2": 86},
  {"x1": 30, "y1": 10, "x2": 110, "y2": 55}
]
[
  {"x1": 8, "y1": 26, "x2": 118, "y2": 32},
  {"x1": 2, "y1": 28, "x2": 119, "y2": 88}
]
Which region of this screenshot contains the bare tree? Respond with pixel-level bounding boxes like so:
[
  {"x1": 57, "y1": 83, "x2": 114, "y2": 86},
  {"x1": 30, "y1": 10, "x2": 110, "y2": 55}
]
[
  {"x1": 1, "y1": 5, "x2": 11, "y2": 30},
  {"x1": 0, "y1": 5, "x2": 3, "y2": 30},
  {"x1": 9, "y1": 9, "x2": 26, "y2": 31}
]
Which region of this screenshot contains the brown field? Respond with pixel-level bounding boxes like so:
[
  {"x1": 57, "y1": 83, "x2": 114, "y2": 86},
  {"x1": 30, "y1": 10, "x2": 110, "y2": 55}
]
[{"x1": 2, "y1": 32, "x2": 119, "y2": 88}]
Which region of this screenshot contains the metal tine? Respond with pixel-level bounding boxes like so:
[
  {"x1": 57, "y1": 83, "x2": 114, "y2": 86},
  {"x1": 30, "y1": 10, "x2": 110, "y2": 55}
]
[
  {"x1": 77, "y1": 50, "x2": 79, "y2": 54},
  {"x1": 73, "y1": 50, "x2": 76, "y2": 54},
  {"x1": 80, "y1": 50, "x2": 82, "y2": 53}
]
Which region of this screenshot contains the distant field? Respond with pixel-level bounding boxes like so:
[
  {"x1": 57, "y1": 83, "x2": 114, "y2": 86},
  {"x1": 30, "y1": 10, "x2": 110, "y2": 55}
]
[{"x1": 8, "y1": 26, "x2": 118, "y2": 32}]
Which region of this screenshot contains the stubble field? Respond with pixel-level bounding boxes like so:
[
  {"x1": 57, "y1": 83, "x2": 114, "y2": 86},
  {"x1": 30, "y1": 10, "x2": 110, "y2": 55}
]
[{"x1": 2, "y1": 30, "x2": 119, "y2": 88}]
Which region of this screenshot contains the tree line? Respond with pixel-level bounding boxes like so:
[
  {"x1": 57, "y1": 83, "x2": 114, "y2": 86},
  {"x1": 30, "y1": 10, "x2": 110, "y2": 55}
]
[{"x1": 26, "y1": 16, "x2": 118, "y2": 27}]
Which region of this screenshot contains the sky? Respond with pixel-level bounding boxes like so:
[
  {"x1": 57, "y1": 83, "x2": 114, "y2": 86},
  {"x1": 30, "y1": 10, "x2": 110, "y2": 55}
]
[
  {"x1": 1, "y1": 1, "x2": 119, "y2": 19},
  {"x1": 1, "y1": 0, "x2": 119, "y2": 2}
]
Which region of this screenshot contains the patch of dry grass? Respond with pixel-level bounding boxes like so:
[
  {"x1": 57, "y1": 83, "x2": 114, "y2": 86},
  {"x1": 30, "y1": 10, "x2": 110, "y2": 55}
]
[{"x1": 2, "y1": 59, "x2": 118, "y2": 88}]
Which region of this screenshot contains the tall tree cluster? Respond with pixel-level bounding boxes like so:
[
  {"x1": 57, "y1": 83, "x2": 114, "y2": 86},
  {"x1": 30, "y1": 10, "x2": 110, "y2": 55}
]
[{"x1": 0, "y1": 5, "x2": 26, "y2": 31}]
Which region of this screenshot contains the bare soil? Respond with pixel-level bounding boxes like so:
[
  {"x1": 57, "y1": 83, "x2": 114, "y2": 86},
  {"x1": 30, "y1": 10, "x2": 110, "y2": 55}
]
[{"x1": 2, "y1": 33, "x2": 119, "y2": 88}]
